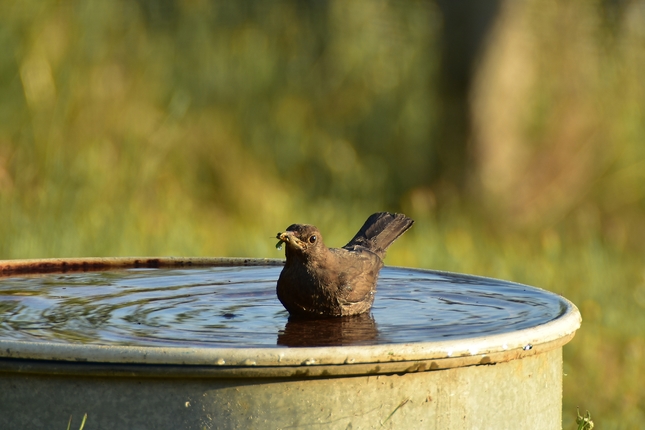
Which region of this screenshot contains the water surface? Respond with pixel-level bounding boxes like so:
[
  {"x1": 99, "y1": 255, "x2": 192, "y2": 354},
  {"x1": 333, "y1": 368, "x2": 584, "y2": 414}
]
[{"x1": 0, "y1": 266, "x2": 566, "y2": 348}]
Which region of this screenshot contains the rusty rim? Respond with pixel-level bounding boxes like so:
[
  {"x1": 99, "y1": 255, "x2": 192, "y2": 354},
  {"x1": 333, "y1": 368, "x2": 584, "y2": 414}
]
[{"x1": 0, "y1": 257, "x2": 581, "y2": 374}]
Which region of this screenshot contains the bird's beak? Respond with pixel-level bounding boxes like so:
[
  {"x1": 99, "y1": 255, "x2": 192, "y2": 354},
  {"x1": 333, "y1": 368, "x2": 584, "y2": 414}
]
[{"x1": 276, "y1": 231, "x2": 304, "y2": 250}]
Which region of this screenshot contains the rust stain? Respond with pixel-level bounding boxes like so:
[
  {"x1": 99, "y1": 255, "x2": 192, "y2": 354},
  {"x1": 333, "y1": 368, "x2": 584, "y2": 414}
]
[
  {"x1": 0, "y1": 257, "x2": 284, "y2": 277},
  {"x1": 479, "y1": 356, "x2": 492, "y2": 365}
]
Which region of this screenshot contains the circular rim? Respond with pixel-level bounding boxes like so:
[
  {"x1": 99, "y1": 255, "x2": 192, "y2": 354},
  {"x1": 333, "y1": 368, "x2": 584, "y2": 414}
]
[{"x1": 0, "y1": 257, "x2": 581, "y2": 371}]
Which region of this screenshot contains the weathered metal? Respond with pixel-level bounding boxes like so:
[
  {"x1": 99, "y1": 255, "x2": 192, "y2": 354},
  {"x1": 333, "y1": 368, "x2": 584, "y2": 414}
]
[{"x1": 0, "y1": 257, "x2": 581, "y2": 429}]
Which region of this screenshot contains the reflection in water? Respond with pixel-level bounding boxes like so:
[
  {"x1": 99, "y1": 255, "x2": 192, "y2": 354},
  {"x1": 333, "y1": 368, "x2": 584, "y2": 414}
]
[
  {"x1": 277, "y1": 313, "x2": 378, "y2": 347},
  {"x1": 0, "y1": 266, "x2": 568, "y2": 348}
]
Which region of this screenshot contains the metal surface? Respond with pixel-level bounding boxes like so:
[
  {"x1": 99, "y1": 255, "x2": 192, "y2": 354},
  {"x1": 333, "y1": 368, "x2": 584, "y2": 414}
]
[
  {"x1": 1, "y1": 348, "x2": 563, "y2": 429},
  {"x1": 0, "y1": 257, "x2": 581, "y2": 429},
  {"x1": 0, "y1": 256, "x2": 283, "y2": 276}
]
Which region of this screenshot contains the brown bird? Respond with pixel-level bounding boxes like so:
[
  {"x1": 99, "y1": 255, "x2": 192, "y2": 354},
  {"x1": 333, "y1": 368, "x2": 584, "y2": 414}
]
[{"x1": 275, "y1": 212, "x2": 414, "y2": 318}]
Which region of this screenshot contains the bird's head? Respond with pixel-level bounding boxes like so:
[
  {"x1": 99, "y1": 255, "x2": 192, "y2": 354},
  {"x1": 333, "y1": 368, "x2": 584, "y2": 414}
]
[{"x1": 276, "y1": 224, "x2": 325, "y2": 260}]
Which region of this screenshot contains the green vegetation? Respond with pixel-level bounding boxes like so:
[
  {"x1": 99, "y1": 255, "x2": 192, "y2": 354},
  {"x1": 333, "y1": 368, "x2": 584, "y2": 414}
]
[
  {"x1": 1, "y1": 1, "x2": 644, "y2": 427},
  {"x1": 66, "y1": 413, "x2": 87, "y2": 430},
  {"x1": 577, "y1": 408, "x2": 594, "y2": 430}
]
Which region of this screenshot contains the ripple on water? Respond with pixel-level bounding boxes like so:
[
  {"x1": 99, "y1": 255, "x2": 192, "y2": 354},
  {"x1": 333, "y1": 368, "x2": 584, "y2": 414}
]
[{"x1": 0, "y1": 266, "x2": 566, "y2": 348}]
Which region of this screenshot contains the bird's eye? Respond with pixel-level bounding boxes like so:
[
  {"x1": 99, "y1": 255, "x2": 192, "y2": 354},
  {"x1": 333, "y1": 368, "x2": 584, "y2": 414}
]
[{"x1": 308, "y1": 235, "x2": 317, "y2": 244}]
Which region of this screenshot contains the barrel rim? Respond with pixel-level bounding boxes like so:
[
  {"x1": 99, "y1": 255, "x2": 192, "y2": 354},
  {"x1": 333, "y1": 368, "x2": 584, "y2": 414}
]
[{"x1": 0, "y1": 257, "x2": 581, "y2": 371}]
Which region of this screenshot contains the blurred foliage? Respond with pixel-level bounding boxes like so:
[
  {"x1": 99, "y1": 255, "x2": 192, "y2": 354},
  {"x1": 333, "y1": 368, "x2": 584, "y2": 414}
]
[
  {"x1": 0, "y1": 0, "x2": 439, "y2": 258},
  {"x1": 472, "y1": 0, "x2": 645, "y2": 238},
  {"x1": 0, "y1": 0, "x2": 644, "y2": 427}
]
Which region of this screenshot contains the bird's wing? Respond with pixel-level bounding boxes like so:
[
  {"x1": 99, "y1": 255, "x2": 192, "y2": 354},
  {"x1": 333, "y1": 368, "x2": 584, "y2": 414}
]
[{"x1": 330, "y1": 247, "x2": 382, "y2": 304}]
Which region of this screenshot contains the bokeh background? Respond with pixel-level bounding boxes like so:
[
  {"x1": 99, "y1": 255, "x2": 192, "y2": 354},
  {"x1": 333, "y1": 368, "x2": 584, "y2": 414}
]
[{"x1": 2, "y1": 0, "x2": 645, "y2": 427}]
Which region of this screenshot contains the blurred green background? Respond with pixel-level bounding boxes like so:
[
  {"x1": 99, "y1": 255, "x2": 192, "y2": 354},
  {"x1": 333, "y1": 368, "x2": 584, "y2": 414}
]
[{"x1": 1, "y1": 0, "x2": 644, "y2": 427}]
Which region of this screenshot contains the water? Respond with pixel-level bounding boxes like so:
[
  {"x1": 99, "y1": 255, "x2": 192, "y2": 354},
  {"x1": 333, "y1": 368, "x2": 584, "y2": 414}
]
[{"x1": 0, "y1": 266, "x2": 566, "y2": 348}]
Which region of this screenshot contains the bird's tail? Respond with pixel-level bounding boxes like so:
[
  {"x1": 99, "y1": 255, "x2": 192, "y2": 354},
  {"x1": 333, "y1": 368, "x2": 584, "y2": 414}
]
[{"x1": 344, "y1": 212, "x2": 414, "y2": 258}]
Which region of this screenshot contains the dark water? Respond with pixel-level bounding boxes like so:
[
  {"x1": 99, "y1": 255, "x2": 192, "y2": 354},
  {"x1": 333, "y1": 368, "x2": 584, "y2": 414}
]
[{"x1": 0, "y1": 266, "x2": 566, "y2": 348}]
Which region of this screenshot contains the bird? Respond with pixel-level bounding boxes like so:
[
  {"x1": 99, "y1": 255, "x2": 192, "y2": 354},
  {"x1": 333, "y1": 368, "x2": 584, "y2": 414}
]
[{"x1": 275, "y1": 212, "x2": 414, "y2": 318}]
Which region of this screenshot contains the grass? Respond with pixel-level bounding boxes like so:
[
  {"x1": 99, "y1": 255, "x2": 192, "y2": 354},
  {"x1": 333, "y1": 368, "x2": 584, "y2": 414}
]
[
  {"x1": 576, "y1": 409, "x2": 594, "y2": 430},
  {"x1": 66, "y1": 414, "x2": 87, "y2": 430}
]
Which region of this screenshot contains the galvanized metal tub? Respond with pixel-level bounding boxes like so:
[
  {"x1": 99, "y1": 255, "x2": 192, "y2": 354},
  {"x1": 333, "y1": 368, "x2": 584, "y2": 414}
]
[{"x1": 0, "y1": 257, "x2": 581, "y2": 429}]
